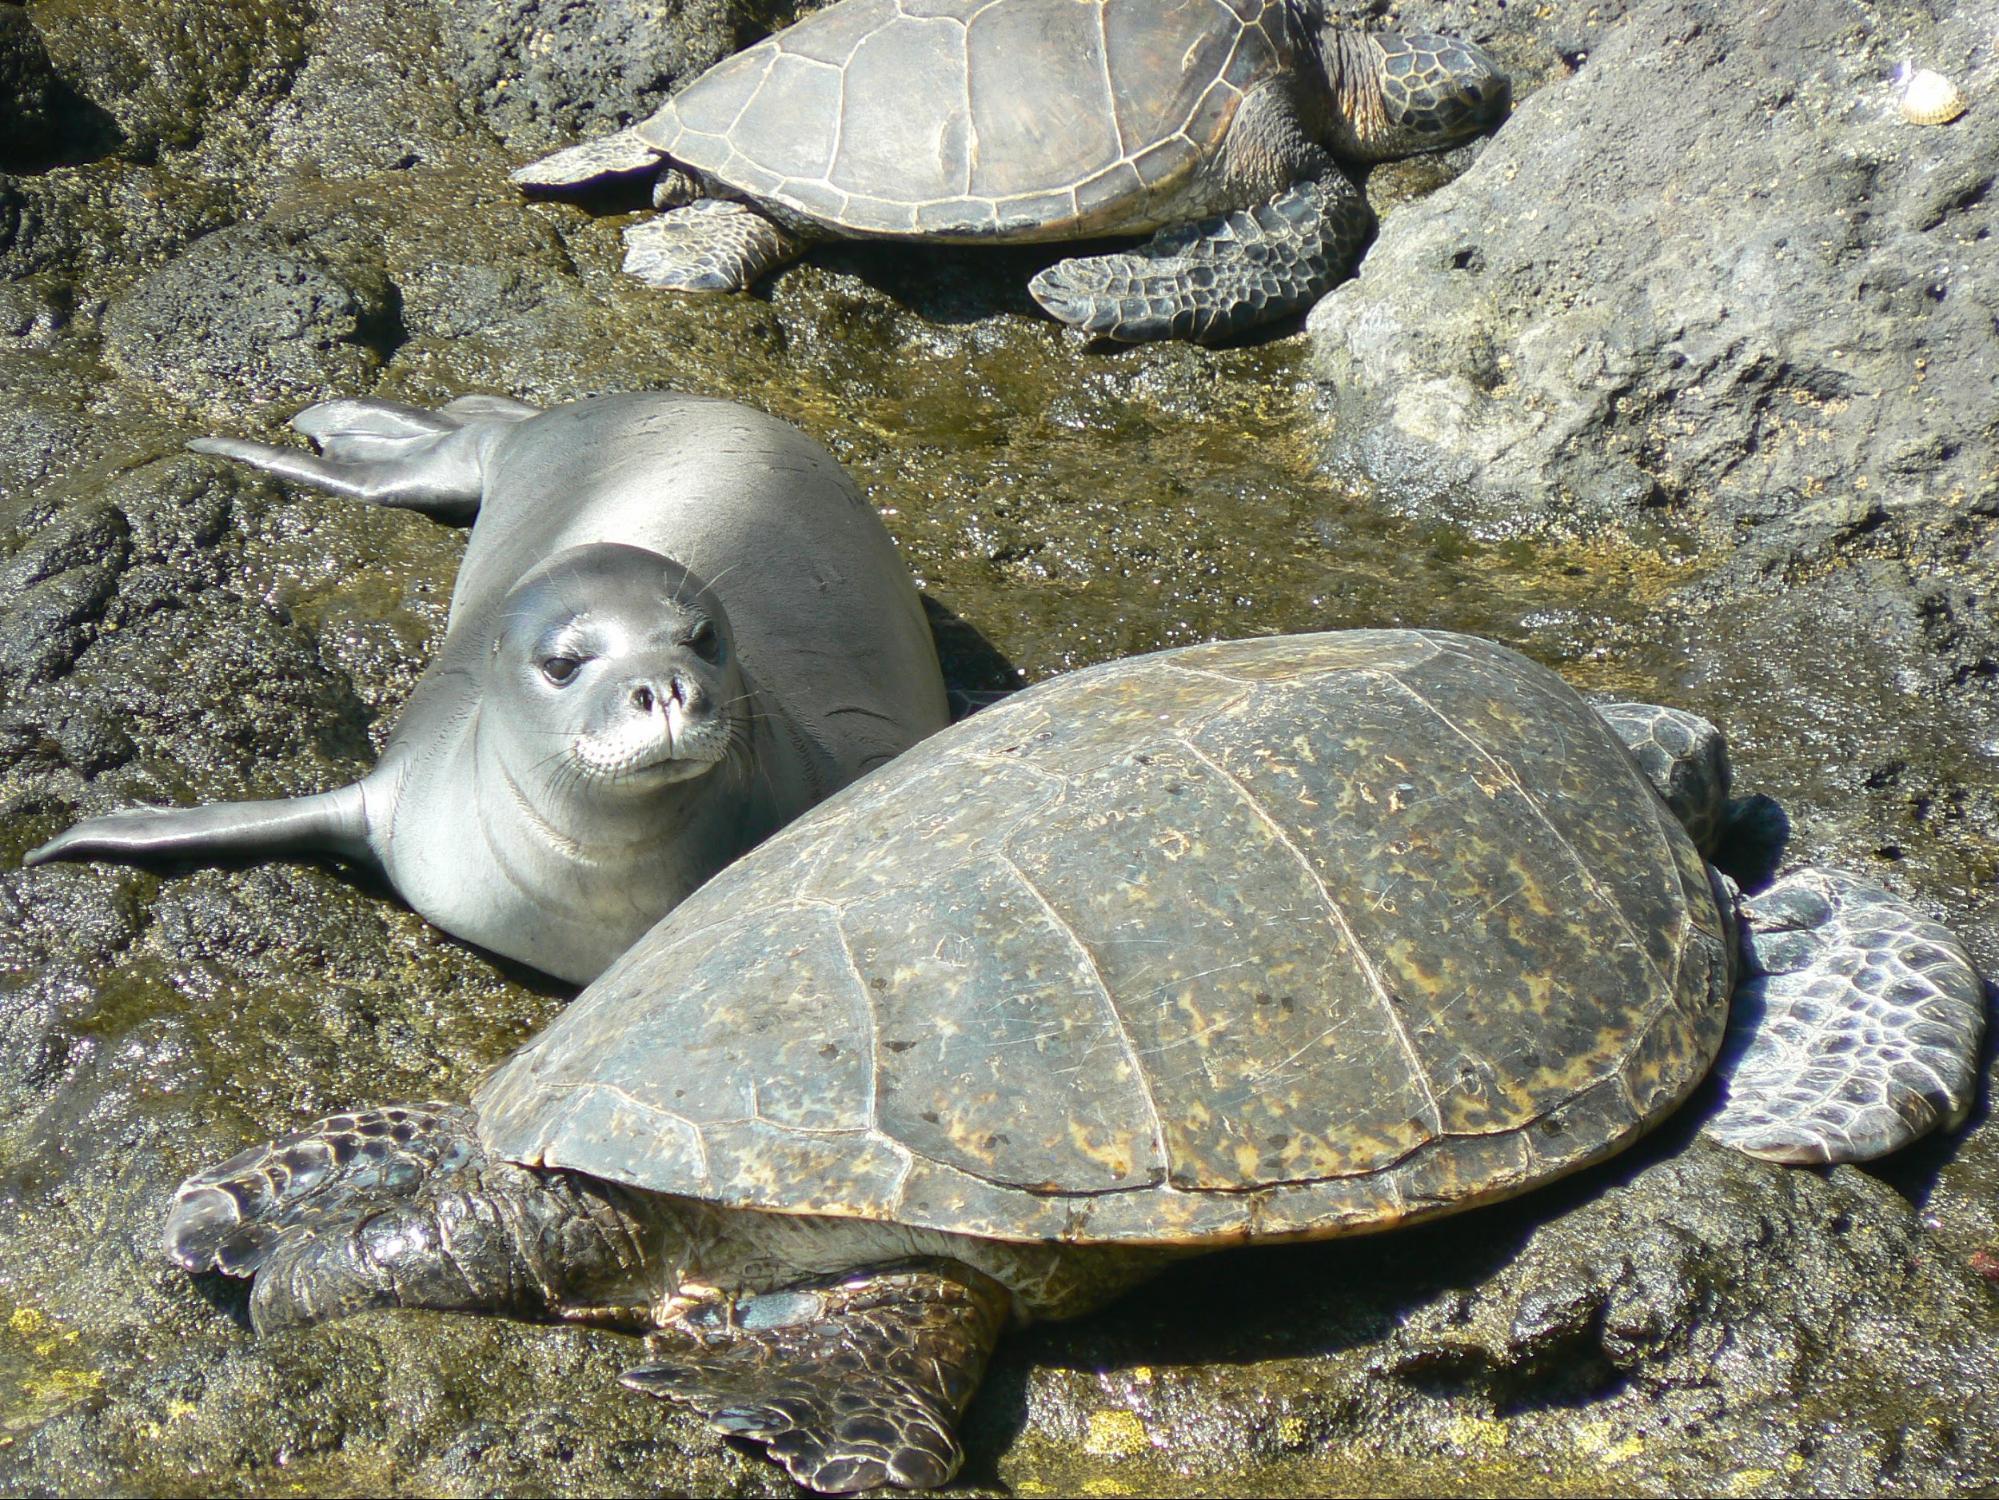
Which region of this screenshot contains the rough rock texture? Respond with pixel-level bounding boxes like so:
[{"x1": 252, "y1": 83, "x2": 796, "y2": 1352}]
[
  {"x1": 437, "y1": 0, "x2": 809, "y2": 155},
  {"x1": 0, "y1": 0, "x2": 1994, "y2": 1495},
  {"x1": 102, "y1": 222, "x2": 404, "y2": 399},
  {"x1": 1312, "y1": 0, "x2": 1999, "y2": 541}
]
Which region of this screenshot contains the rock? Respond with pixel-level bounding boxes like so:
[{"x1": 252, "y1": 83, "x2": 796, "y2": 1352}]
[
  {"x1": 436, "y1": 0, "x2": 804, "y2": 156},
  {"x1": 0, "y1": 6, "x2": 69, "y2": 167},
  {"x1": 1000, "y1": 1128, "x2": 1999, "y2": 1495},
  {"x1": 101, "y1": 220, "x2": 402, "y2": 402},
  {"x1": 1, "y1": 0, "x2": 1995, "y2": 1494},
  {"x1": 22, "y1": 0, "x2": 307, "y2": 163},
  {"x1": 1311, "y1": 0, "x2": 1999, "y2": 540}
]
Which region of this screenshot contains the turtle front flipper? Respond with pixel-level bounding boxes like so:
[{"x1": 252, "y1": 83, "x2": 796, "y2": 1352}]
[
  {"x1": 621, "y1": 199, "x2": 806, "y2": 292},
  {"x1": 1706, "y1": 869, "x2": 1986, "y2": 1164},
  {"x1": 1027, "y1": 172, "x2": 1373, "y2": 343},
  {"x1": 623, "y1": 1261, "x2": 1010, "y2": 1494},
  {"x1": 166, "y1": 1102, "x2": 479, "y2": 1277},
  {"x1": 513, "y1": 125, "x2": 664, "y2": 191},
  {"x1": 167, "y1": 1103, "x2": 657, "y2": 1333},
  {"x1": 188, "y1": 395, "x2": 537, "y2": 520}
]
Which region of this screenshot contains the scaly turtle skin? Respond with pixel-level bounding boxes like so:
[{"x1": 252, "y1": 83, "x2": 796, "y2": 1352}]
[
  {"x1": 167, "y1": 632, "x2": 1984, "y2": 1493},
  {"x1": 514, "y1": 0, "x2": 1509, "y2": 342}
]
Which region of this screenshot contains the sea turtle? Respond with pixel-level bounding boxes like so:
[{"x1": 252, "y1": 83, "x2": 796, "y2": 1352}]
[
  {"x1": 167, "y1": 631, "x2": 1983, "y2": 1493},
  {"x1": 513, "y1": 0, "x2": 1509, "y2": 342}
]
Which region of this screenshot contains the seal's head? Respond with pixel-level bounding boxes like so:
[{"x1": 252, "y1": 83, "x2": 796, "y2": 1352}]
[{"x1": 489, "y1": 544, "x2": 748, "y2": 804}]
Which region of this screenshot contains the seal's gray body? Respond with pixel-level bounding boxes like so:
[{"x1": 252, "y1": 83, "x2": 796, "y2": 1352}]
[
  {"x1": 29, "y1": 393, "x2": 948, "y2": 984},
  {"x1": 367, "y1": 393, "x2": 947, "y2": 980}
]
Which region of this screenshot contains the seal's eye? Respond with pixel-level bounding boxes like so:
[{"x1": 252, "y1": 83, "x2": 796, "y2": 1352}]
[
  {"x1": 688, "y1": 619, "x2": 719, "y2": 658},
  {"x1": 541, "y1": 655, "x2": 585, "y2": 686}
]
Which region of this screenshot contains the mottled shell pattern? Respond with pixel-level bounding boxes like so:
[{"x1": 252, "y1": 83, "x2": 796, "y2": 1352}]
[
  {"x1": 636, "y1": 0, "x2": 1306, "y2": 241},
  {"x1": 477, "y1": 631, "x2": 1735, "y2": 1248}
]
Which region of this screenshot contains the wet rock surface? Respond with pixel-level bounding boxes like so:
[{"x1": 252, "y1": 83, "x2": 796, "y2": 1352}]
[
  {"x1": 0, "y1": 0, "x2": 1993, "y2": 1495},
  {"x1": 1311, "y1": 0, "x2": 1999, "y2": 541}
]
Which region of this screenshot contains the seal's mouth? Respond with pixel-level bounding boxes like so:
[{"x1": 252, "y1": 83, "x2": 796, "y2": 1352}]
[{"x1": 572, "y1": 706, "x2": 735, "y2": 782}]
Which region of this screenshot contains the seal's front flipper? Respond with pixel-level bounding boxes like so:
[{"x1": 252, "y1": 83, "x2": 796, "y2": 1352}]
[
  {"x1": 624, "y1": 1262, "x2": 1009, "y2": 1494},
  {"x1": 1706, "y1": 868, "x2": 1986, "y2": 1163},
  {"x1": 168, "y1": 1101, "x2": 655, "y2": 1334},
  {"x1": 1028, "y1": 172, "x2": 1372, "y2": 343},
  {"x1": 24, "y1": 784, "x2": 374, "y2": 872},
  {"x1": 188, "y1": 396, "x2": 539, "y2": 521},
  {"x1": 622, "y1": 200, "x2": 804, "y2": 292}
]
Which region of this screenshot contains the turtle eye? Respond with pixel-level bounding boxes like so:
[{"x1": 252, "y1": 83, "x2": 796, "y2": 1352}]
[
  {"x1": 541, "y1": 655, "x2": 585, "y2": 686},
  {"x1": 687, "y1": 619, "x2": 719, "y2": 658}
]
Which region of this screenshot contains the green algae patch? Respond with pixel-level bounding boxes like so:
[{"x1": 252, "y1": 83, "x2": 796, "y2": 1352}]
[
  {"x1": 1, "y1": 1305, "x2": 105, "y2": 1437},
  {"x1": 1, "y1": 0, "x2": 1996, "y2": 1494}
]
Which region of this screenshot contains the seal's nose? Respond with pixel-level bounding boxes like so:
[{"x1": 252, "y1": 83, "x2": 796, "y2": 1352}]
[{"x1": 632, "y1": 673, "x2": 707, "y2": 716}]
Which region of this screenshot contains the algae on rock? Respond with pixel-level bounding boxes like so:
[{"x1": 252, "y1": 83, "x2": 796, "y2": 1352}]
[{"x1": 1, "y1": 0, "x2": 1994, "y2": 1494}]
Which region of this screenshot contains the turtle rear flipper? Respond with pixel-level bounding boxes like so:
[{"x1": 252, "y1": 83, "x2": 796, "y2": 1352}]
[
  {"x1": 1706, "y1": 869, "x2": 1986, "y2": 1163},
  {"x1": 1028, "y1": 171, "x2": 1372, "y2": 344},
  {"x1": 621, "y1": 199, "x2": 805, "y2": 292},
  {"x1": 513, "y1": 126, "x2": 663, "y2": 191},
  {"x1": 624, "y1": 1262, "x2": 1009, "y2": 1494},
  {"x1": 1593, "y1": 701, "x2": 1732, "y2": 857}
]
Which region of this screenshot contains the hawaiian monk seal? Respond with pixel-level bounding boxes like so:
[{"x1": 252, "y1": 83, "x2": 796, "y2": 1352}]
[{"x1": 26, "y1": 392, "x2": 949, "y2": 983}]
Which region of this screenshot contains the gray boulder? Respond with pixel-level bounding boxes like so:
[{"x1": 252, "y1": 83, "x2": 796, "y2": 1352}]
[
  {"x1": 0, "y1": 0, "x2": 1993, "y2": 1494},
  {"x1": 1312, "y1": 0, "x2": 1999, "y2": 539},
  {"x1": 437, "y1": 0, "x2": 807, "y2": 155}
]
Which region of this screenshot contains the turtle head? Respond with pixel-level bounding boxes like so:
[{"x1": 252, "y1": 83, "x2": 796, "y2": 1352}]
[
  {"x1": 1322, "y1": 30, "x2": 1511, "y2": 162},
  {"x1": 487, "y1": 544, "x2": 748, "y2": 802}
]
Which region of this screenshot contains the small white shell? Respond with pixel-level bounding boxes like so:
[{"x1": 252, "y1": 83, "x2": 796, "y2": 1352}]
[{"x1": 1898, "y1": 67, "x2": 1967, "y2": 126}]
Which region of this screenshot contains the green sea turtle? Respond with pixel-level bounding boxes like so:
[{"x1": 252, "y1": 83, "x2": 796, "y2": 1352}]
[
  {"x1": 167, "y1": 631, "x2": 1983, "y2": 1493},
  {"x1": 513, "y1": 0, "x2": 1509, "y2": 342}
]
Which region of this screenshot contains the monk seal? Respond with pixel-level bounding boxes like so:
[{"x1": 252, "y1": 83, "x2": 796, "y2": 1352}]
[{"x1": 25, "y1": 392, "x2": 949, "y2": 983}]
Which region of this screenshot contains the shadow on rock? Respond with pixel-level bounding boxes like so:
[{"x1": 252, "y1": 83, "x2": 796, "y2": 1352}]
[
  {"x1": 922, "y1": 593, "x2": 1021, "y2": 713},
  {"x1": 809, "y1": 238, "x2": 1062, "y2": 329},
  {"x1": 0, "y1": 8, "x2": 122, "y2": 174}
]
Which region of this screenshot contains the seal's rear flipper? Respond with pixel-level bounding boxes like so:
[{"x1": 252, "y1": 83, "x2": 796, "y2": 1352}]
[
  {"x1": 624, "y1": 1262, "x2": 1009, "y2": 1494},
  {"x1": 188, "y1": 396, "x2": 540, "y2": 521},
  {"x1": 1705, "y1": 868, "x2": 1986, "y2": 1163},
  {"x1": 24, "y1": 784, "x2": 375, "y2": 872}
]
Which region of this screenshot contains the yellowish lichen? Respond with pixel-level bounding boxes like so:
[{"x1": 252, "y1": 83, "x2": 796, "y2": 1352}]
[{"x1": 1083, "y1": 1408, "x2": 1151, "y2": 1457}]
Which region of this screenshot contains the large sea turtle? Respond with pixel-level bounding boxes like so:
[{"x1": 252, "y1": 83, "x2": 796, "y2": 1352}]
[
  {"x1": 513, "y1": 0, "x2": 1509, "y2": 342},
  {"x1": 167, "y1": 632, "x2": 1982, "y2": 1493}
]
